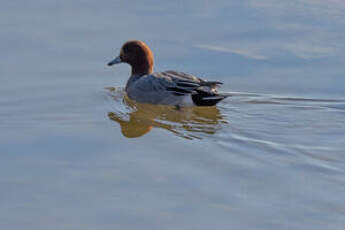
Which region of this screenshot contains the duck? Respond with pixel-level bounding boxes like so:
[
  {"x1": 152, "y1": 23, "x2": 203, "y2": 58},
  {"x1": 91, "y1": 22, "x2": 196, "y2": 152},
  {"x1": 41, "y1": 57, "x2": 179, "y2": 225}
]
[{"x1": 107, "y1": 40, "x2": 228, "y2": 106}]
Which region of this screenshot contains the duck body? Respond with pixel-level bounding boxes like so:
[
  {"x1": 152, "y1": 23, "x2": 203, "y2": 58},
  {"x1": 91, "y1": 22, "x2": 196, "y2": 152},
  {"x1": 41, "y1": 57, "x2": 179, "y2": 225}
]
[
  {"x1": 125, "y1": 71, "x2": 226, "y2": 106},
  {"x1": 108, "y1": 40, "x2": 228, "y2": 106}
]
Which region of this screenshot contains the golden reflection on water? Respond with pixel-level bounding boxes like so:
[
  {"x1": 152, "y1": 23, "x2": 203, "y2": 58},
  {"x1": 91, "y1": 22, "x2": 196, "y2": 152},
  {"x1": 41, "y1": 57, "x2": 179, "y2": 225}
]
[{"x1": 106, "y1": 88, "x2": 228, "y2": 139}]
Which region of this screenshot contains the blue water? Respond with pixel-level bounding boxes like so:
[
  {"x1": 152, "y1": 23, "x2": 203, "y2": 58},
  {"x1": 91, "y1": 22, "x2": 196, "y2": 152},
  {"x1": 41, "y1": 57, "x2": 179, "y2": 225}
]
[{"x1": 1, "y1": 1, "x2": 345, "y2": 229}]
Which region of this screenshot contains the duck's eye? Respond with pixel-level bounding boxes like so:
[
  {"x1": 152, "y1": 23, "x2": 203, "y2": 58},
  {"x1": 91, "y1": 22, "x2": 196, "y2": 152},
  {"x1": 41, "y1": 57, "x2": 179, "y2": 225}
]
[
  {"x1": 123, "y1": 46, "x2": 133, "y2": 54},
  {"x1": 119, "y1": 48, "x2": 127, "y2": 60}
]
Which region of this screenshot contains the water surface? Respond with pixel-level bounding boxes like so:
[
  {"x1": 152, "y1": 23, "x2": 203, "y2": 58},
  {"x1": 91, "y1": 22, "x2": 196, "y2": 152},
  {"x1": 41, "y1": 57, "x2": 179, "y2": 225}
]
[{"x1": 1, "y1": 1, "x2": 345, "y2": 229}]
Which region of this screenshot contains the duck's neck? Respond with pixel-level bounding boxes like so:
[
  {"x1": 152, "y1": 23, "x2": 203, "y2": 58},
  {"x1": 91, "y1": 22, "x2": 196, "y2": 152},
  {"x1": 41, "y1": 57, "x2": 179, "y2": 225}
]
[
  {"x1": 125, "y1": 75, "x2": 142, "y2": 90},
  {"x1": 131, "y1": 62, "x2": 153, "y2": 76}
]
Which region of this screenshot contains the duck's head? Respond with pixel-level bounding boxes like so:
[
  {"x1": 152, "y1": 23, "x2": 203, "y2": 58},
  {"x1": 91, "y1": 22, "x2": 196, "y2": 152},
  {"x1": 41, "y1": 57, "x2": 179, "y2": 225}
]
[{"x1": 108, "y1": 40, "x2": 154, "y2": 76}]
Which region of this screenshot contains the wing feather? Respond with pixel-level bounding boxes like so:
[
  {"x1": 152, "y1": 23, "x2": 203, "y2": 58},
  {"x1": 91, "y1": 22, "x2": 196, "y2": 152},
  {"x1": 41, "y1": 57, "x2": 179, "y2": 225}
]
[{"x1": 136, "y1": 71, "x2": 223, "y2": 97}]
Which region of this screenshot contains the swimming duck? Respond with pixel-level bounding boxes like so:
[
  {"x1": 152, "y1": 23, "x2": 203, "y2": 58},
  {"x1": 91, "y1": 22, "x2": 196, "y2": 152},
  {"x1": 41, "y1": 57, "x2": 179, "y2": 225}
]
[{"x1": 107, "y1": 40, "x2": 228, "y2": 106}]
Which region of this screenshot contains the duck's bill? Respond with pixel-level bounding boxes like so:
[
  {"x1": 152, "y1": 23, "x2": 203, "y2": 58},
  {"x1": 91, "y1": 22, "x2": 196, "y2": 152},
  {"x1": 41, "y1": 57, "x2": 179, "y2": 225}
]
[{"x1": 107, "y1": 56, "x2": 122, "y2": 66}]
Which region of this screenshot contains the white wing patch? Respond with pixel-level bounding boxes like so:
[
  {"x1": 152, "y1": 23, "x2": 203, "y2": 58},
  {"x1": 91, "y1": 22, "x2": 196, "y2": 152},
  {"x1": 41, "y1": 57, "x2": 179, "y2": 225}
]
[{"x1": 181, "y1": 95, "x2": 195, "y2": 106}]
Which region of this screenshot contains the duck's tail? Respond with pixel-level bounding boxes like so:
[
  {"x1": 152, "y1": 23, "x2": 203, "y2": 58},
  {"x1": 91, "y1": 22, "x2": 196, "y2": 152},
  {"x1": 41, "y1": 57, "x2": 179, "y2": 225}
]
[{"x1": 191, "y1": 89, "x2": 228, "y2": 106}]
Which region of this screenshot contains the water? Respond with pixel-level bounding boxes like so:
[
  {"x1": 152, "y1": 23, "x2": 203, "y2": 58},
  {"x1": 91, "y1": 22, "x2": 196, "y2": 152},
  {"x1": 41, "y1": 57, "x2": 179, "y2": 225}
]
[{"x1": 1, "y1": 0, "x2": 345, "y2": 229}]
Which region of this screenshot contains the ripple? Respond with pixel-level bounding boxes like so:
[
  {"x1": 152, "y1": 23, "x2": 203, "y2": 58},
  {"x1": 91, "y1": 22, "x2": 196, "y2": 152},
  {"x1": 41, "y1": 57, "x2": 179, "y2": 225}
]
[
  {"x1": 106, "y1": 87, "x2": 228, "y2": 139},
  {"x1": 105, "y1": 87, "x2": 345, "y2": 174}
]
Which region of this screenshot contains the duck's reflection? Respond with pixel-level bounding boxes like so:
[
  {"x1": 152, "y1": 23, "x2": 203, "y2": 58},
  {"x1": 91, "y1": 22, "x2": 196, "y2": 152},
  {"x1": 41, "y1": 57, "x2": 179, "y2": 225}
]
[{"x1": 107, "y1": 88, "x2": 227, "y2": 139}]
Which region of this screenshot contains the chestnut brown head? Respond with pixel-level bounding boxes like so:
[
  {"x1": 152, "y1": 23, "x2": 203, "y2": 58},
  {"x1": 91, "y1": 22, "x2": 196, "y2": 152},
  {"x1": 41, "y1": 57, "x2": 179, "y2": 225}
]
[{"x1": 108, "y1": 40, "x2": 154, "y2": 76}]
